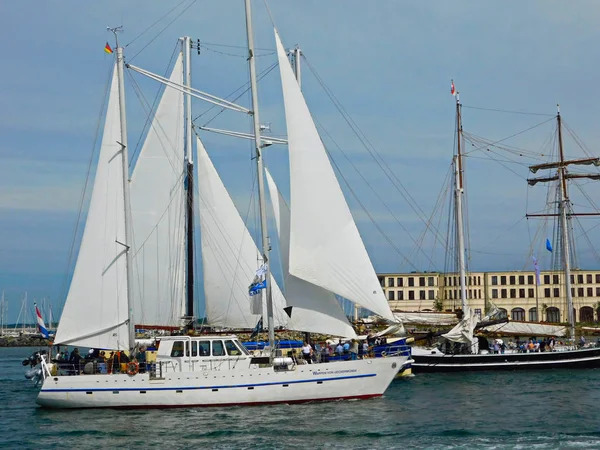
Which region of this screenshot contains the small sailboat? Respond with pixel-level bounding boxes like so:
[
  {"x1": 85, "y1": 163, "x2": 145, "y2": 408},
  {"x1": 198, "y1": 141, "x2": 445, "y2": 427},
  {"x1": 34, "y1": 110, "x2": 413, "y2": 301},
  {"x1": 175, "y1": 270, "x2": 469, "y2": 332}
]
[
  {"x1": 411, "y1": 94, "x2": 600, "y2": 372},
  {"x1": 36, "y1": 2, "x2": 408, "y2": 409}
]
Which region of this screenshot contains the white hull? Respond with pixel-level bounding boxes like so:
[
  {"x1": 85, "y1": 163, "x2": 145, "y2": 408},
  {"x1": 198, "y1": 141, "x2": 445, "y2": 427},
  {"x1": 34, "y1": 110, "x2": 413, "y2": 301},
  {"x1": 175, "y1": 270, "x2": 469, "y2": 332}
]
[{"x1": 37, "y1": 356, "x2": 406, "y2": 409}]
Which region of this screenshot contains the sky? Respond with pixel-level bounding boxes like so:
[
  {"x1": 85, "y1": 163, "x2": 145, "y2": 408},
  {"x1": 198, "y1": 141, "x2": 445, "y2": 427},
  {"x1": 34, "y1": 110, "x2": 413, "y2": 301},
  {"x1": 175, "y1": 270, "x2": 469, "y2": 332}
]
[{"x1": 1, "y1": 1, "x2": 600, "y2": 323}]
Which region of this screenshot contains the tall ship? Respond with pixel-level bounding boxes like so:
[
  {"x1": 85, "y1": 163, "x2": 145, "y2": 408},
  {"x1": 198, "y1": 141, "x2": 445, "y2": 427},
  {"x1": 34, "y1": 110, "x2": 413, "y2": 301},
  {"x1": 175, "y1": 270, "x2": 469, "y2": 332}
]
[{"x1": 35, "y1": 1, "x2": 408, "y2": 408}]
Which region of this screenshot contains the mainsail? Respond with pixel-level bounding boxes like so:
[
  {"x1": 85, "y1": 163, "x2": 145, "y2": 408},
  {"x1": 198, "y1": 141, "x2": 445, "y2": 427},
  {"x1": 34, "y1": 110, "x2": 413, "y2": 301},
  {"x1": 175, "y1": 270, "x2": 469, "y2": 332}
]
[
  {"x1": 54, "y1": 66, "x2": 131, "y2": 350},
  {"x1": 130, "y1": 54, "x2": 186, "y2": 328},
  {"x1": 196, "y1": 137, "x2": 289, "y2": 328},
  {"x1": 274, "y1": 30, "x2": 395, "y2": 321},
  {"x1": 265, "y1": 169, "x2": 357, "y2": 338}
]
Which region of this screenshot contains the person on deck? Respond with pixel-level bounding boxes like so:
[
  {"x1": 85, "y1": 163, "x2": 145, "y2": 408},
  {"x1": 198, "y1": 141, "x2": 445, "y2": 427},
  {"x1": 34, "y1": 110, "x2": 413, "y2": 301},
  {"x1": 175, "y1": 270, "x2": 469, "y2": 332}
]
[{"x1": 301, "y1": 342, "x2": 312, "y2": 364}]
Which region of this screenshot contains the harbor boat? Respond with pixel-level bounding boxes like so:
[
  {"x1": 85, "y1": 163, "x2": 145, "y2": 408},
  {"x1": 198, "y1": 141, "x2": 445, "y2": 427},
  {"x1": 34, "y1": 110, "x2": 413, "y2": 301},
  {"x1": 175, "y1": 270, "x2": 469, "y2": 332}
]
[
  {"x1": 411, "y1": 93, "x2": 600, "y2": 373},
  {"x1": 36, "y1": 1, "x2": 408, "y2": 409}
]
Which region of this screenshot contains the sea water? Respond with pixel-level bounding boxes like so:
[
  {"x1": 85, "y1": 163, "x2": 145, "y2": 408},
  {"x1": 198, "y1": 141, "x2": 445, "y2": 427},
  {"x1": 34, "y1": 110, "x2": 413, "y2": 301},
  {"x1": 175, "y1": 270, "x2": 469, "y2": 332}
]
[{"x1": 2, "y1": 346, "x2": 600, "y2": 449}]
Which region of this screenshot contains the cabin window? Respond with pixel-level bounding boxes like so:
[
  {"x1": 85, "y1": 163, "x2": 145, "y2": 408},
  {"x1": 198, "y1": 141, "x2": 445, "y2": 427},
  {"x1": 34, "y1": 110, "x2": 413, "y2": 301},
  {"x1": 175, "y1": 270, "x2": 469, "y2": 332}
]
[
  {"x1": 185, "y1": 341, "x2": 198, "y2": 357},
  {"x1": 224, "y1": 340, "x2": 242, "y2": 356},
  {"x1": 234, "y1": 341, "x2": 250, "y2": 355},
  {"x1": 212, "y1": 340, "x2": 225, "y2": 356},
  {"x1": 171, "y1": 341, "x2": 185, "y2": 357},
  {"x1": 198, "y1": 341, "x2": 210, "y2": 356}
]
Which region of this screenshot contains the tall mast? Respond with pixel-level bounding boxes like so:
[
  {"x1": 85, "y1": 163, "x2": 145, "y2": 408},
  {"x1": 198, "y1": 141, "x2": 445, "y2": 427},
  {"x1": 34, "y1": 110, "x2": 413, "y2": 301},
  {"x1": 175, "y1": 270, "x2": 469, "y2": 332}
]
[
  {"x1": 112, "y1": 27, "x2": 136, "y2": 351},
  {"x1": 244, "y1": 0, "x2": 275, "y2": 351},
  {"x1": 293, "y1": 45, "x2": 302, "y2": 88},
  {"x1": 454, "y1": 91, "x2": 468, "y2": 312},
  {"x1": 556, "y1": 106, "x2": 576, "y2": 340},
  {"x1": 183, "y1": 36, "x2": 195, "y2": 328},
  {"x1": 527, "y1": 105, "x2": 600, "y2": 341}
]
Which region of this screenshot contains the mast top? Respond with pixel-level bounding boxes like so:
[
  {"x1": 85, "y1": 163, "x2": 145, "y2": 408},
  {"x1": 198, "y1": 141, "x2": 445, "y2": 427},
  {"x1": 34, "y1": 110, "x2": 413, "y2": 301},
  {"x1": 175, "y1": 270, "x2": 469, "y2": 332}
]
[{"x1": 107, "y1": 26, "x2": 124, "y2": 48}]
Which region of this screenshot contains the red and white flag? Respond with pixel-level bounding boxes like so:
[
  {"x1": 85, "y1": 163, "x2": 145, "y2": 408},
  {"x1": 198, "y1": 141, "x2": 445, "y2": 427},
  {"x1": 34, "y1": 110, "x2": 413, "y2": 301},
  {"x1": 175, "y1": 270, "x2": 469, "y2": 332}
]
[{"x1": 451, "y1": 80, "x2": 456, "y2": 96}]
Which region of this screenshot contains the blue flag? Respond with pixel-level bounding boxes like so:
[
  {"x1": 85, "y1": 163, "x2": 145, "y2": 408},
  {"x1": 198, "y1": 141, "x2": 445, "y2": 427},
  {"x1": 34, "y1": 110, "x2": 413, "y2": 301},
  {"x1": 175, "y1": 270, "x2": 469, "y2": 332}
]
[
  {"x1": 546, "y1": 238, "x2": 553, "y2": 253},
  {"x1": 249, "y1": 279, "x2": 267, "y2": 296}
]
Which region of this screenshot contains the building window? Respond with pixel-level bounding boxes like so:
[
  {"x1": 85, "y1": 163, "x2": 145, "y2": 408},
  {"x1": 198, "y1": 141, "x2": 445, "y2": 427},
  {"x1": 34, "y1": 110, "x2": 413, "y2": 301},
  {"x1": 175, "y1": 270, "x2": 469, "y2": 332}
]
[
  {"x1": 511, "y1": 308, "x2": 525, "y2": 321},
  {"x1": 397, "y1": 277, "x2": 403, "y2": 287},
  {"x1": 544, "y1": 274, "x2": 550, "y2": 285},
  {"x1": 553, "y1": 288, "x2": 559, "y2": 298},
  {"x1": 588, "y1": 287, "x2": 593, "y2": 297},
  {"x1": 529, "y1": 307, "x2": 538, "y2": 322},
  {"x1": 528, "y1": 288, "x2": 534, "y2": 298},
  {"x1": 388, "y1": 278, "x2": 395, "y2": 287},
  {"x1": 492, "y1": 289, "x2": 498, "y2": 299},
  {"x1": 379, "y1": 277, "x2": 385, "y2": 287},
  {"x1": 501, "y1": 289, "x2": 507, "y2": 299},
  {"x1": 398, "y1": 291, "x2": 404, "y2": 300},
  {"x1": 510, "y1": 289, "x2": 516, "y2": 299},
  {"x1": 428, "y1": 276, "x2": 434, "y2": 286},
  {"x1": 499, "y1": 308, "x2": 508, "y2": 318},
  {"x1": 500, "y1": 276, "x2": 506, "y2": 285},
  {"x1": 419, "y1": 277, "x2": 425, "y2": 287},
  {"x1": 544, "y1": 288, "x2": 551, "y2": 298},
  {"x1": 519, "y1": 275, "x2": 525, "y2": 285},
  {"x1": 553, "y1": 274, "x2": 559, "y2": 284},
  {"x1": 519, "y1": 288, "x2": 525, "y2": 298},
  {"x1": 468, "y1": 276, "x2": 472, "y2": 286},
  {"x1": 419, "y1": 290, "x2": 426, "y2": 300},
  {"x1": 408, "y1": 290, "x2": 414, "y2": 300},
  {"x1": 509, "y1": 275, "x2": 516, "y2": 285},
  {"x1": 578, "y1": 274, "x2": 584, "y2": 284},
  {"x1": 528, "y1": 275, "x2": 534, "y2": 284},
  {"x1": 546, "y1": 307, "x2": 560, "y2": 323},
  {"x1": 580, "y1": 306, "x2": 594, "y2": 322},
  {"x1": 597, "y1": 287, "x2": 600, "y2": 297},
  {"x1": 596, "y1": 274, "x2": 600, "y2": 284},
  {"x1": 587, "y1": 274, "x2": 593, "y2": 284},
  {"x1": 578, "y1": 287, "x2": 584, "y2": 297},
  {"x1": 428, "y1": 290, "x2": 435, "y2": 300},
  {"x1": 408, "y1": 277, "x2": 414, "y2": 287},
  {"x1": 388, "y1": 291, "x2": 395, "y2": 301},
  {"x1": 491, "y1": 276, "x2": 498, "y2": 285},
  {"x1": 570, "y1": 274, "x2": 575, "y2": 284}
]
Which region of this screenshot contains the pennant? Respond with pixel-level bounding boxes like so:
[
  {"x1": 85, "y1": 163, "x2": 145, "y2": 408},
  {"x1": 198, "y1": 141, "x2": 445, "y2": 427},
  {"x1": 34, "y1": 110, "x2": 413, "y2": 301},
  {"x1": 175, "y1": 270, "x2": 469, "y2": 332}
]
[
  {"x1": 249, "y1": 317, "x2": 263, "y2": 340},
  {"x1": 451, "y1": 79, "x2": 456, "y2": 96},
  {"x1": 104, "y1": 42, "x2": 113, "y2": 54},
  {"x1": 532, "y1": 256, "x2": 541, "y2": 286},
  {"x1": 546, "y1": 238, "x2": 553, "y2": 253}
]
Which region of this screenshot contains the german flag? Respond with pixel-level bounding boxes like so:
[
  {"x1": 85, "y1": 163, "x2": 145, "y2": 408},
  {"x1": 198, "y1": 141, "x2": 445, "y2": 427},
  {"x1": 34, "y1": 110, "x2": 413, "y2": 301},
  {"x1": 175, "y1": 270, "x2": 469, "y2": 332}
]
[{"x1": 104, "y1": 42, "x2": 113, "y2": 54}]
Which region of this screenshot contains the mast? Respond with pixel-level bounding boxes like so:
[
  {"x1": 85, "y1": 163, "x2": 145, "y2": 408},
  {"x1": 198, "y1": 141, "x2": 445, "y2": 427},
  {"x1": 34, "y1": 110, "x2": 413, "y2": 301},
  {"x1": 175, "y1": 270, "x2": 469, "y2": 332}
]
[
  {"x1": 293, "y1": 45, "x2": 301, "y2": 88},
  {"x1": 183, "y1": 36, "x2": 195, "y2": 328},
  {"x1": 527, "y1": 105, "x2": 600, "y2": 341},
  {"x1": 556, "y1": 106, "x2": 576, "y2": 340},
  {"x1": 454, "y1": 91, "x2": 468, "y2": 312},
  {"x1": 112, "y1": 27, "x2": 136, "y2": 351},
  {"x1": 244, "y1": 0, "x2": 275, "y2": 351}
]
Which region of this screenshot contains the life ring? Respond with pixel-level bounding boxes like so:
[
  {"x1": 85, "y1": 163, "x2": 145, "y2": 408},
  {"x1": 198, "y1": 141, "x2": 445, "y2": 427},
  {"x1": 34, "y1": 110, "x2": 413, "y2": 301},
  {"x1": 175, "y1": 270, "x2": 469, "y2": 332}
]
[{"x1": 126, "y1": 361, "x2": 139, "y2": 376}]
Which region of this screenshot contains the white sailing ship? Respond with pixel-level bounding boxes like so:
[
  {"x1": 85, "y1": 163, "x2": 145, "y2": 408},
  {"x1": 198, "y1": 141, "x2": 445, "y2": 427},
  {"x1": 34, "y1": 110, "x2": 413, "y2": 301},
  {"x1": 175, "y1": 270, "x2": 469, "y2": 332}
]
[{"x1": 36, "y1": 2, "x2": 408, "y2": 408}]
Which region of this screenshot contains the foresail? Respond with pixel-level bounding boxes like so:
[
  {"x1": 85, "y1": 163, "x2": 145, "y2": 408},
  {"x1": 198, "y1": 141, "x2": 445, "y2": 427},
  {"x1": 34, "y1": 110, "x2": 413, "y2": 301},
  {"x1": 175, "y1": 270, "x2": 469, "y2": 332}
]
[
  {"x1": 196, "y1": 137, "x2": 289, "y2": 329},
  {"x1": 54, "y1": 65, "x2": 130, "y2": 350},
  {"x1": 265, "y1": 169, "x2": 356, "y2": 338},
  {"x1": 130, "y1": 53, "x2": 186, "y2": 328},
  {"x1": 274, "y1": 29, "x2": 395, "y2": 321}
]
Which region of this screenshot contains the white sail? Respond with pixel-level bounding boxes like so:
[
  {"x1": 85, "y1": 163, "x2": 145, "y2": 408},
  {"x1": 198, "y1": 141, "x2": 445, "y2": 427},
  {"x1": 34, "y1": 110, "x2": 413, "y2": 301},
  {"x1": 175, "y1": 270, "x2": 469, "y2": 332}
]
[
  {"x1": 196, "y1": 137, "x2": 289, "y2": 329},
  {"x1": 274, "y1": 30, "x2": 395, "y2": 321},
  {"x1": 54, "y1": 66, "x2": 130, "y2": 350},
  {"x1": 130, "y1": 53, "x2": 186, "y2": 328},
  {"x1": 265, "y1": 169, "x2": 356, "y2": 338}
]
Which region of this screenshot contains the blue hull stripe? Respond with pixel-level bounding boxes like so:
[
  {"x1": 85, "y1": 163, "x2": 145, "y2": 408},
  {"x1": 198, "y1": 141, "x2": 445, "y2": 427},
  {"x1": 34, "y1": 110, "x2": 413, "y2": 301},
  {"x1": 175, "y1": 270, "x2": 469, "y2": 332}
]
[{"x1": 42, "y1": 373, "x2": 376, "y2": 393}]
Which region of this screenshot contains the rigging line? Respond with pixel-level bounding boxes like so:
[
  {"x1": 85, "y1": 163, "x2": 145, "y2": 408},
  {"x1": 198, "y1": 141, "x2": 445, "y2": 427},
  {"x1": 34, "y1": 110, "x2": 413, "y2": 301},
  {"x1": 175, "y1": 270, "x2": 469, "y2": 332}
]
[
  {"x1": 472, "y1": 148, "x2": 529, "y2": 179},
  {"x1": 302, "y1": 55, "x2": 442, "y2": 245},
  {"x1": 462, "y1": 104, "x2": 554, "y2": 117},
  {"x1": 200, "y1": 44, "x2": 275, "y2": 58},
  {"x1": 463, "y1": 132, "x2": 547, "y2": 160},
  {"x1": 58, "y1": 64, "x2": 114, "y2": 311},
  {"x1": 125, "y1": 0, "x2": 191, "y2": 48},
  {"x1": 128, "y1": 0, "x2": 197, "y2": 63},
  {"x1": 316, "y1": 119, "x2": 437, "y2": 269},
  {"x1": 192, "y1": 62, "x2": 278, "y2": 124},
  {"x1": 199, "y1": 42, "x2": 273, "y2": 51}
]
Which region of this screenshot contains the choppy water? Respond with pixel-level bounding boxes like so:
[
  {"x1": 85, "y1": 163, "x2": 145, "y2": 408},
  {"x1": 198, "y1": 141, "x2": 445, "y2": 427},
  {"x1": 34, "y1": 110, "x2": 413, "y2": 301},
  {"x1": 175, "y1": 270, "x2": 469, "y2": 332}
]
[{"x1": 3, "y1": 346, "x2": 600, "y2": 449}]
